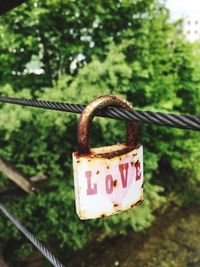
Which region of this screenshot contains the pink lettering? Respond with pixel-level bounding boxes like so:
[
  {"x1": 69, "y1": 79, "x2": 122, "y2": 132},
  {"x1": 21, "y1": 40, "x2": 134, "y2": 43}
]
[
  {"x1": 86, "y1": 171, "x2": 97, "y2": 195},
  {"x1": 105, "y1": 175, "x2": 114, "y2": 194},
  {"x1": 135, "y1": 161, "x2": 141, "y2": 181},
  {"x1": 119, "y1": 163, "x2": 129, "y2": 188}
]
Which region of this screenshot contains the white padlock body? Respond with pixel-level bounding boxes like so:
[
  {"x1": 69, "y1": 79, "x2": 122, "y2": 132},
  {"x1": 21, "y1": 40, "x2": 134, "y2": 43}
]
[{"x1": 72, "y1": 144, "x2": 143, "y2": 220}]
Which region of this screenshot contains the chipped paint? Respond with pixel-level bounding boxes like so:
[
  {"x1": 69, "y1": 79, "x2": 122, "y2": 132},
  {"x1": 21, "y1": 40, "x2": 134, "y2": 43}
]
[
  {"x1": 73, "y1": 95, "x2": 143, "y2": 220},
  {"x1": 113, "y1": 180, "x2": 118, "y2": 187},
  {"x1": 77, "y1": 95, "x2": 139, "y2": 156},
  {"x1": 73, "y1": 144, "x2": 143, "y2": 220}
]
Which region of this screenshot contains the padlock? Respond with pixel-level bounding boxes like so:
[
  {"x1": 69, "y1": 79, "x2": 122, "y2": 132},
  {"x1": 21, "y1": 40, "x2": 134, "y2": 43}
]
[{"x1": 72, "y1": 95, "x2": 143, "y2": 219}]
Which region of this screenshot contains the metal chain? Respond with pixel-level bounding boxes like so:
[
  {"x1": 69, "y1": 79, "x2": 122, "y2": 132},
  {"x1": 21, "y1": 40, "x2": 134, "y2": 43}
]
[
  {"x1": 0, "y1": 204, "x2": 65, "y2": 267},
  {"x1": 0, "y1": 96, "x2": 199, "y2": 131}
]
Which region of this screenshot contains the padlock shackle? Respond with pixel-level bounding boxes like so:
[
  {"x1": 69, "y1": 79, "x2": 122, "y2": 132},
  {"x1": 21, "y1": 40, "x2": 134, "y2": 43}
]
[{"x1": 77, "y1": 95, "x2": 139, "y2": 155}]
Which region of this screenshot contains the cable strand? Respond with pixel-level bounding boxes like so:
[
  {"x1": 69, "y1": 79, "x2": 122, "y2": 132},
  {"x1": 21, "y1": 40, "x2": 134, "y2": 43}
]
[
  {"x1": 0, "y1": 204, "x2": 65, "y2": 267},
  {"x1": 0, "y1": 96, "x2": 199, "y2": 131}
]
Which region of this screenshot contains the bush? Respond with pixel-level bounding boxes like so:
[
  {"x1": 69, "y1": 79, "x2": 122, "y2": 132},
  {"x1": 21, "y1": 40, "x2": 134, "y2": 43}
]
[{"x1": 0, "y1": 0, "x2": 199, "y2": 264}]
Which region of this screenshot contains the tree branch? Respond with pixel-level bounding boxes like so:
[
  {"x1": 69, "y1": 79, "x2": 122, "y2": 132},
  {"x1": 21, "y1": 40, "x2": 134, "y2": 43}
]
[{"x1": 0, "y1": 156, "x2": 34, "y2": 194}]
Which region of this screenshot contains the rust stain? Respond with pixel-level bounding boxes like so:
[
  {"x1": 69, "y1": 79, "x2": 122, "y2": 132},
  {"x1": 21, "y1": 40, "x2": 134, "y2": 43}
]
[
  {"x1": 95, "y1": 146, "x2": 135, "y2": 159},
  {"x1": 77, "y1": 95, "x2": 139, "y2": 156},
  {"x1": 107, "y1": 165, "x2": 110, "y2": 169},
  {"x1": 77, "y1": 160, "x2": 80, "y2": 163},
  {"x1": 93, "y1": 146, "x2": 137, "y2": 159},
  {"x1": 135, "y1": 199, "x2": 143, "y2": 206},
  {"x1": 135, "y1": 160, "x2": 139, "y2": 166},
  {"x1": 74, "y1": 146, "x2": 139, "y2": 160},
  {"x1": 130, "y1": 199, "x2": 143, "y2": 208},
  {"x1": 113, "y1": 180, "x2": 118, "y2": 187},
  {"x1": 114, "y1": 203, "x2": 119, "y2": 207},
  {"x1": 73, "y1": 151, "x2": 95, "y2": 159},
  {"x1": 96, "y1": 170, "x2": 100, "y2": 175},
  {"x1": 74, "y1": 143, "x2": 139, "y2": 159},
  {"x1": 101, "y1": 214, "x2": 106, "y2": 218}
]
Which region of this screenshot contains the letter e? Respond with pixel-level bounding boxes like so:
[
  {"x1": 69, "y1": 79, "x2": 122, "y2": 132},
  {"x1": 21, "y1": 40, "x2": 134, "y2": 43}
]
[{"x1": 135, "y1": 161, "x2": 141, "y2": 181}]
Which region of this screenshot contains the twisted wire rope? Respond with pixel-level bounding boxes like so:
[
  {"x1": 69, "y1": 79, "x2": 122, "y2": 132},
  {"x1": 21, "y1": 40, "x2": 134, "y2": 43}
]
[
  {"x1": 0, "y1": 204, "x2": 65, "y2": 267},
  {"x1": 0, "y1": 96, "x2": 199, "y2": 130},
  {"x1": 0, "y1": 96, "x2": 200, "y2": 266}
]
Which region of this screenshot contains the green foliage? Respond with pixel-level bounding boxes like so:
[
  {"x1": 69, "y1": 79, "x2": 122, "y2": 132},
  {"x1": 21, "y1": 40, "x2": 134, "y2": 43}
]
[{"x1": 0, "y1": 0, "x2": 200, "y2": 265}]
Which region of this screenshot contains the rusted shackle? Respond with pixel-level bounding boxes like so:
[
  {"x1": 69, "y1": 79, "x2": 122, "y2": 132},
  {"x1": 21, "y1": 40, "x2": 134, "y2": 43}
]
[{"x1": 77, "y1": 95, "x2": 139, "y2": 155}]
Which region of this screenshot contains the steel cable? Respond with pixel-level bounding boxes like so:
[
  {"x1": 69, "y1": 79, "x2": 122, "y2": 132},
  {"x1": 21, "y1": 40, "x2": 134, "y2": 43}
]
[
  {"x1": 0, "y1": 96, "x2": 199, "y2": 265},
  {"x1": 0, "y1": 204, "x2": 65, "y2": 267},
  {"x1": 0, "y1": 96, "x2": 200, "y2": 131}
]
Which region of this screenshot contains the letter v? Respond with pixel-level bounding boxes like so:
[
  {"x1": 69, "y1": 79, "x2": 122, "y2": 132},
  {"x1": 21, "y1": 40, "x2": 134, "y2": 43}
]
[{"x1": 119, "y1": 163, "x2": 129, "y2": 188}]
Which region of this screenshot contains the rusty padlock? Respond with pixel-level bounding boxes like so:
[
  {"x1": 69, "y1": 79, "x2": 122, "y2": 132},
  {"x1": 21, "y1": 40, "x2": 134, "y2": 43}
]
[{"x1": 72, "y1": 95, "x2": 143, "y2": 219}]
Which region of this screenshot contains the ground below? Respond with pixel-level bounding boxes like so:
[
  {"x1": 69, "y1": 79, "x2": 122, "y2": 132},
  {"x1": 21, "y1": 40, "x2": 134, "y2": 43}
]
[{"x1": 68, "y1": 205, "x2": 200, "y2": 267}]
